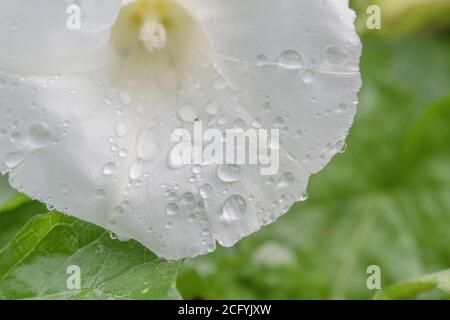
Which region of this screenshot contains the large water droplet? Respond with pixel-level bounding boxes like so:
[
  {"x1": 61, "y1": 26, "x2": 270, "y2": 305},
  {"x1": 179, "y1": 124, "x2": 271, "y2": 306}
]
[
  {"x1": 166, "y1": 203, "x2": 179, "y2": 216},
  {"x1": 29, "y1": 122, "x2": 52, "y2": 148},
  {"x1": 222, "y1": 195, "x2": 247, "y2": 222},
  {"x1": 217, "y1": 164, "x2": 241, "y2": 183},
  {"x1": 278, "y1": 50, "x2": 303, "y2": 69},
  {"x1": 102, "y1": 162, "x2": 116, "y2": 176},
  {"x1": 302, "y1": 69, "x2": 315, "y2": 84},
  {"x1": 182, "y1": 192, "x2": 195, "y2": 204},
  {"x1": 256, "y1": 54, "x2": 269, "y2": 66},
  {"x1": 129, "y1": 159, "x2": 144, "y2": 180},
  {"x1": 136, "y1": 128, "x2": 160, "y2": 162},
  {"x1": 279, "y1": 172, "x2": 296, "y2": 187},
  {"x1": 5, "y1": 151, "x2": 25, "y2": 169},
  {"x1": 118, "y1": 149, "x2": 128, "y2": 158}
]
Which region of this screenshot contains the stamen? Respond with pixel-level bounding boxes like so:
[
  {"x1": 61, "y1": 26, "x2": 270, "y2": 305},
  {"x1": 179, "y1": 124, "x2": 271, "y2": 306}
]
[{"x1": 139, "y1": 20, "x2": 168, "y2": 53}]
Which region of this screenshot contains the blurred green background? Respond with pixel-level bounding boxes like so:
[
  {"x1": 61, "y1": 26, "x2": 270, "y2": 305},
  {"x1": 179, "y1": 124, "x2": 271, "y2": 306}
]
[
  {"x1": 176, "y1": 0, "x2": 450, "y2": 299},
  {"x1": 0, "y1": 0, "x2": 449, "y2": 300}
]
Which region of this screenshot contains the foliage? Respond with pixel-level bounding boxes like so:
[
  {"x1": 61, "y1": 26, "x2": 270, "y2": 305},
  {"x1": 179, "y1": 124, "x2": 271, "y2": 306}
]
[{"x1": 0, "y1": 3, "x2": 449, "y2": 300}]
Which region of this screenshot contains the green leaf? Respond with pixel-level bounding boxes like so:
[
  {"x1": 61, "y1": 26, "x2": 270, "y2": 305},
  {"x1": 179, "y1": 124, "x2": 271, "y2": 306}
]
[
  {"x1": 0, "y1": 212, "x2": 181, "y2": 300},
  {"x1": 0, "y1": 198, "x2": 47, "y2": 248},
  {"x1": 178, "y1": 35, "x2": 450, "y2": 299},
  {"x1": 0, "y1": 194, "x2": 32, "y2": 215},
  {"x1": 0, "y1": 176, "x2": 16, "y2": 209},
  {"x1": 374, "y1": 269, "x2": 450, "y2": 300}
]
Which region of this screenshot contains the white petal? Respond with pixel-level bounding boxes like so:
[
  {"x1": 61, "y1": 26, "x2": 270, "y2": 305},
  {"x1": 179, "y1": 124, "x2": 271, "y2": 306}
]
[
  {"x1": 181, "y1": 0, "x2": 362, "y2": 173},
  {"x1": 0, "y1": 0, "x2": 361, "y2": 260},
  {"x1": 0, "y1": 0, "x2": 121, "y2": 59}
]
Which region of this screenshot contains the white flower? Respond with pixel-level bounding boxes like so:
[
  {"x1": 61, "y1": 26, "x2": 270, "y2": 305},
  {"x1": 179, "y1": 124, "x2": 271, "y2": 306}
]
[{"x1": 0, "y1": 0, "x2": 361, "y2": 260}]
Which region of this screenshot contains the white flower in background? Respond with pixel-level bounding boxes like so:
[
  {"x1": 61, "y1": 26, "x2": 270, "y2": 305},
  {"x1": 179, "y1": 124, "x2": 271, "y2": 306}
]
[{"x1": 0, "y1": 0, "x2": 361, "y2": 260}]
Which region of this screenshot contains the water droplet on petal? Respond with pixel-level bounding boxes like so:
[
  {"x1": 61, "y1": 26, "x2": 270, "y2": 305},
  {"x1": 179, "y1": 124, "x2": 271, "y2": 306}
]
[
  {"x1": 115, "y1": 109, "x2": 124, "y2": 117},
  {"x1": 298, "y1": 191, "x2": 309, "y2": 202},
  {"x1": 118, "y1": 149, "x2": 128, "y2": 158},
  {"x1": 222, "y1": 195, "x2": 247, "y2": 222},
  {"x1": 279, "y1": 172, "x2": 296, "y2": 187},
  {"x1": 102, "y1": 162, "x2": 116, "y2": 176},
  {"x1": 199, "y1": 184, "x2": 213, "y2": 199},
  {"x1": 256, "y1": 54, "x2": 269, "y2": 66},
  {"x1": 272, "y1": 116, "x2": 284, "y2": 128},
  {"x1": 5, "y1": 151, "x2": 25, "y2": 169},
  {"x1": 136, "y1": 128, "x2": 160, "y2": 162},
  {"x1": 166, "y1": 203, "x2": 179, "y2": 216},
  {"x1": 325, "y1": 46, "x2": 348, "y2": 65},
  {"x1": 192, "y1": 165, "x2": 202, "y2": 174},
  {"x1": 262, "y1": 101, "x2": 272, "y2": 111},
  {"x1": 182, "y1": 192, "x2": 195, "y2": 204},
  {"x1": 129, "y1": 159, "x2": 144, "y2": 180},
  {"x1": 302, "y1": 69, "x2": 315, "y2": 84},
  {"x1": 29, "y1": 122, "x2": 52, "y2": 148},
  {"x1": 178, "y1": 104, "x2": 197, "y2": 123},
  {"x1": 279, "y1": 50, "x2": 303, "y2": 69},
  {"x1": 206, "y1": 100, "x2": 220, "y2": 115},
  {"x1": 217, "y1": 164, "x2": 241, "y2": 183}
]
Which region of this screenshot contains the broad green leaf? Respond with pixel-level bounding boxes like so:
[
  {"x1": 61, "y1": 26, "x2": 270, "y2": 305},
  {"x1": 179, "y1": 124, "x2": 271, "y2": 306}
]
[
  {"x1": 0, "y1": 194, "x2": 32, "y2": 215},
  {"x1": 178, "y1": 35, "x2": 450, "y2": 299},
  {"x1": 0, "y1": 212, "x2": 181, "y2": 300},
  {"x1": 374, "y1": 269, "x2": 450, "y2": 300},
  {"x1": 0, "y1": 198, "x2": 47, "y2": 248}
]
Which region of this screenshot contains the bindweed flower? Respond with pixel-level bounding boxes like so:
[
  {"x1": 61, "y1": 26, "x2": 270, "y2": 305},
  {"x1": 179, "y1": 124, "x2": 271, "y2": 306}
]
[{"x1": 0, "y1": 0, "x2": 361, "y2": 260}]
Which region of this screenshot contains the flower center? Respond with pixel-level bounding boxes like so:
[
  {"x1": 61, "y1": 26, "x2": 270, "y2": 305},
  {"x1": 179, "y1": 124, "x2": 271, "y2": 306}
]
[
  {"x1": 138, "y1": 20, "x2": 167, "y2": 53},
  {"x1": 111, "y1": 0, "x2": 211, "y2": 95}
]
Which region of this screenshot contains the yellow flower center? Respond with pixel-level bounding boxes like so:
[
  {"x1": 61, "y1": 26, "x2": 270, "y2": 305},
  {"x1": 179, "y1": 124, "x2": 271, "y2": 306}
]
[
  {"x1": 138, "y1": 19, "x2": 168, "y2": 53},
  {"x1": 111, "y1": 0, "x2": 211, "y2": 94}
]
